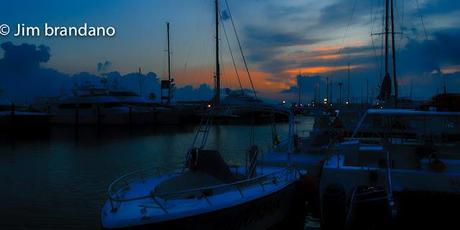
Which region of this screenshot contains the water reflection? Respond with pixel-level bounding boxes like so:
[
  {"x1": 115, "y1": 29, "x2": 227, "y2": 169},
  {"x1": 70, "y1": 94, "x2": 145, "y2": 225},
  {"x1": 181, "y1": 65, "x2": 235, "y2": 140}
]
[{"x1": 0, "y1": 117, "x2": 313, "y2": 229}]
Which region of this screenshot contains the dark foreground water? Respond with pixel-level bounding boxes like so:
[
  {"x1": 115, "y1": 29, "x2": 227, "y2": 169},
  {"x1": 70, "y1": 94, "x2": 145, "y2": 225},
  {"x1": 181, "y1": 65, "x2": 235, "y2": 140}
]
[{"x1": 0, "y1": 117, "x2": 314, "y2": 229}]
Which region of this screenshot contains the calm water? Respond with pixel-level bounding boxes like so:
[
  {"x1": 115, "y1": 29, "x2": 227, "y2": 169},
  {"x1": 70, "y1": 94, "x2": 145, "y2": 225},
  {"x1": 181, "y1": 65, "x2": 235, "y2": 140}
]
[{"x1": 0, "y1": 117, "x2": 314, "y2": 229}]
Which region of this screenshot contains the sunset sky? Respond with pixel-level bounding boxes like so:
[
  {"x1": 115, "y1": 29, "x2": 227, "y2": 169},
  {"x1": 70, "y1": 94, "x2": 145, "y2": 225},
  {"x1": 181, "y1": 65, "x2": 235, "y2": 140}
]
[{"x1": 1, "y1": 0, "x2": 460, "y2": 102}]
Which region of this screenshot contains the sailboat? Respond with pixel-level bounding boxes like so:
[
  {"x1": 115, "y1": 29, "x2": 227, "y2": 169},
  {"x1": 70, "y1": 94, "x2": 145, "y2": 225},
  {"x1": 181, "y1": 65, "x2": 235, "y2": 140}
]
[
  {"x1": 198, "y1": 0, "x2": 287, "y2": 123},
  {"x1": 101, "y1": 104, "x2": 303, "y2": 230},
  {"x1": 101, "y1": 1, "x2": 304, "y2": 229}
]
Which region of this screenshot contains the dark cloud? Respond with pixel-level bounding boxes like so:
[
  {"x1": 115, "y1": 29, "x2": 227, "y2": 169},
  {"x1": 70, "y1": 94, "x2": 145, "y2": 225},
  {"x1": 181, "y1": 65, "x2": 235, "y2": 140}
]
[
  {"x1": 174, "y1": 84, "x2": 213, "y2": 101},
  {"x1": 97, "y1": 61, "x2": 112, "y2": 73},
  {"x1": 242, "y1": 26, "x2": 323, "y2": 81},
  {"x1": 0, "y1": 42, "x2": 50, "y2": 72},
  {"x1": 277, "y1": 27, "x2": 460, "y2": 101},
  {"x1": 0, "y1": 42, "x2": 217, "y2": 103},
  {"x1": 244, "y1": 26, "x2": 321, "y2": 49},
  {"x1": 418, "y1": 0, "x2": 460, "y2": 15},
  {"x1": 315, "y1": 1, "x2": 372, "y2": 30},
  {"x1": 399, "y1": 29, "x2": 460, "y2": 75}
]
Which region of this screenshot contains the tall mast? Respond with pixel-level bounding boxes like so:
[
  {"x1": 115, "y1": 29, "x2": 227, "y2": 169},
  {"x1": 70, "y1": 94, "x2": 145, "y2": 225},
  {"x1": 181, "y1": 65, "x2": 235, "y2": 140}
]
[
  {"x1": 390, "y1": 0, "x2": 398, "y2": 107},
  {"x1": 214, "y1": 0, "x2": 221, "y2": 105},
  {"x1": 377, "y1": 0, "x2": 393, "y2": 104},
  {"x1": 167, "y1": 22, "x2": 172, "y2": 104},
  {"x1": 384, "y1": 0, "x2": 390, "y2": 80}
]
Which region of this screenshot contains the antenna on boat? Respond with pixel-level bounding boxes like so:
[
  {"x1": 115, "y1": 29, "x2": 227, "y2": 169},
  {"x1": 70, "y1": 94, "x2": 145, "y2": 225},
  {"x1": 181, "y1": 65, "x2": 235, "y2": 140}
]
[
  {"x1": 347, "y1": 63, "x2": 351, "y2": 104},
  {"x1": 214, "y1": 0, "x2": 221, "y2": 105}
]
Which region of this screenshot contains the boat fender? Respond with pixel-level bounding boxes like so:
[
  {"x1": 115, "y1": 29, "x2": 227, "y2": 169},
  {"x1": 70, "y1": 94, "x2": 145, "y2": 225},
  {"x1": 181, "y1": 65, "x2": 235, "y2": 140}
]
[
  {"x1": 188, "y1": 148, "x2": 199, "y2": 170},
  {"x1": 430, "y1": 159, "x2": 446, "y2": 173},
  {"x1": 297, "y1": 174, "x2": 318, "y2": 195}
]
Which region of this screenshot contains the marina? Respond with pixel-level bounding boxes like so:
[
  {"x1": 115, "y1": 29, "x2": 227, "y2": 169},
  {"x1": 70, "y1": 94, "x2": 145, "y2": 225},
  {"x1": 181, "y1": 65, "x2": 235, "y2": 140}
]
[{"x1": 1, "y1": 0, "x2": 460, "y2": 229}]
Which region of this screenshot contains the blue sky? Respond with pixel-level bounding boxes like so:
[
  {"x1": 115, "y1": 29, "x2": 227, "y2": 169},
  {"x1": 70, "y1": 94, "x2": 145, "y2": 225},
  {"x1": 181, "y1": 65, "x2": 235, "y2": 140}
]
[{"x1": 1, "y1": 0, "x2": 460, "y2": 102}]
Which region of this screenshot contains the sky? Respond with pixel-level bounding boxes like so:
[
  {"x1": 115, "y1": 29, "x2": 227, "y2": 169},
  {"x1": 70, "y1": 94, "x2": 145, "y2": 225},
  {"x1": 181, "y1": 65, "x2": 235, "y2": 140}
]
[{"x1": 0, "y1": 0, "x2": 460, "y2": 103}]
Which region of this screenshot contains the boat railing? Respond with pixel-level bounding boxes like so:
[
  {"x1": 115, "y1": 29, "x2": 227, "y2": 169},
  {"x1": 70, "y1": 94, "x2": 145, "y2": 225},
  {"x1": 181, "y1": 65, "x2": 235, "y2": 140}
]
[{"x1": 107, "y1": 166, "x2": 299, "y2": 213}]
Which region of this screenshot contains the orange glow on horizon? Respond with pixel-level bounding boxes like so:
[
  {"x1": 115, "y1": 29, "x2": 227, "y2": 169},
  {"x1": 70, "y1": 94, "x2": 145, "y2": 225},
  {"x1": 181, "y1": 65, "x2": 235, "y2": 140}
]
[
  {"x1": 441, "y1": 65, "x2": 460, "y2": 74},
  {"x1": 310, "y1": 40, "x2": 366, "y2": 52},
  {"x1": 172, "y1": 66, "x2": 289, "y2": 93},
  {"x1": 285, "y1": 65, "x2": 363, "y2": 75}
]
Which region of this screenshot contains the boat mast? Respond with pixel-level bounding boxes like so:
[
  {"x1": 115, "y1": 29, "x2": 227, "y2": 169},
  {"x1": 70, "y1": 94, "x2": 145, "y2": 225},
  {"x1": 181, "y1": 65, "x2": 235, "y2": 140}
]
[
  {"x1": 384, "y1": 0, "x2": 390, "y2": 89},
  {"x1": 167, "y1": 22, "x2": 172, "y2": 104},
  {"x1": 390, "y1": 0, "x2": 398, "y2": 107},
  {"x1": 214, "y1": 0, "x2": 221, "y2": 105},
  {"x1": 378, "y1": 0, "x2": 394, "y2": 105}
]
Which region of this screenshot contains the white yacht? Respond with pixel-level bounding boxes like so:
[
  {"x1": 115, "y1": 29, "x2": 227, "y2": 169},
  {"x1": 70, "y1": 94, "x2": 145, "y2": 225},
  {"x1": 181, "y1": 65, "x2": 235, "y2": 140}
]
[
  {"x1": 319, "y1": 109, "x2": 460, "y2": 229},
  {"x1": 109, "y1": 90, "x2": 182, "y2": 125},
  {"x1": 210, "y1": 89, "x2": 287, "y2": 122},
  {"x1": 50, "y1": 85, "x2": 130, "y2": 125}
]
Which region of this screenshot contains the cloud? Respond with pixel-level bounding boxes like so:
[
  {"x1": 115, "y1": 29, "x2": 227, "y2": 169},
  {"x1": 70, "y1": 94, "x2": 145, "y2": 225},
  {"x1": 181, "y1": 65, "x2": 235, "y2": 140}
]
[
  {"x1": 174, "y1": 84, "x2": 213, "y2": 101},
  {"x1": 0, "y1": 42, "x2": 50, "y2": 72},
  {"x1": 280, "y1": 75, "x2": 326, "y2": 102},
  {"x1": 315, "y1": 0, "x2": 371, "y2": 30},
  {"x1": 0, "y1": 42, "x2": 218, "y2": 103},
  {"x1": 97, "y1": 61, "x2": 112, "y2": 73},
  {"x1": 399, "y1": 29, "x2": 460, "y2": 75}
]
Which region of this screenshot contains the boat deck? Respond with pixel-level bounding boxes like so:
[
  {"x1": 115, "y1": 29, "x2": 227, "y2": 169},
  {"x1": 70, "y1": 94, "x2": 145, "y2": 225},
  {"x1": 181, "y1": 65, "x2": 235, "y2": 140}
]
[{"x1": 101, "y1": 167, "x2": 298, "y2": 229}]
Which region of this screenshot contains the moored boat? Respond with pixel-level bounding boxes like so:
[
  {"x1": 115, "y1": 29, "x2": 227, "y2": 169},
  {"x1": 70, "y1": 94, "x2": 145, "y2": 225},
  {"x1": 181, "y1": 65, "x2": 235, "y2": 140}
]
[
  {"x1": 101, "y1": 108, "x2": 304, "y2": 229},
  {"x1": 319, "y1": 108, "x2": 460, "y2": 229}
]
